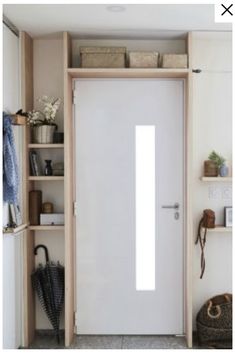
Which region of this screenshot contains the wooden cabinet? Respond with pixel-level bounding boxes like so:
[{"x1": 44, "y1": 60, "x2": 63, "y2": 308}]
[{"x1": 21, "y1": 31, "x2": 193, "y2": 348}]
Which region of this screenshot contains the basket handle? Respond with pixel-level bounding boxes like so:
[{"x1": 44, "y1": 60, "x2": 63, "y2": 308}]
[
  {"x1": 224, "y1": 294, "x2": 232, "y2": 303},
  {"x1": 207, "y1": 300, "x2": 222, "y2": 319}
]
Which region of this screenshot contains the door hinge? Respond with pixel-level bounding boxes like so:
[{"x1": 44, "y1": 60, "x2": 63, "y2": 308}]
[
  {"x1": 73, "y1": 201, "x2": 78, "y2": 216},
  {"x1": 73, "y1": 89, "x2": 78, "y2": 105},
  {"x1": 74, "y1": 311, "x2": 78, "y2": 331}
]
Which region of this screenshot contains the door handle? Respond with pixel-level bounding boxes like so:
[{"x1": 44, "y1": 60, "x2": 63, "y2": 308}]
[{"x1": 162, "y1": 203, "x2": 179, "y2": 210}]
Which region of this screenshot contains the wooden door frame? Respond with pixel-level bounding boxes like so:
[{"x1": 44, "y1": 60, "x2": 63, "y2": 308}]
[
  {"x1": 73, "y1": 75, "x2": 188, "y2": 337},
  {"x1": 64, "y1": 31, "x2": 193, "y2": 348}
]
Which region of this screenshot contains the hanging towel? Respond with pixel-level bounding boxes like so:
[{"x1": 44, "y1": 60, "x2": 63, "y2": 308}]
[{"x1": 3, "y1": 112, "x2": 19, "y2": 204}]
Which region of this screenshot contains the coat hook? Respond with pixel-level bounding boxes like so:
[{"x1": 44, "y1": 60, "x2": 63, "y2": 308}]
[{"x1": 192, "y1": 69, "x2": 202, "y2": 73}]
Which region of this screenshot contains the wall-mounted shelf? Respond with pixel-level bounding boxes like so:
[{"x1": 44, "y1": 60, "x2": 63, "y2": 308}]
[
  {"x1": 28, "y1": 144, "x2": 64, "y2": 149},
  {"x1": 11, "y1": 114, "x2": 26, "y2": 125},
  {"x1": 204, "y1": 226, "x2": 232, "y2": 233},
  {"x1": 201, "y1": 177, "x2": 232, "y2": 182},
  {"x1": 29, "y1": 225, "x2": 64, "y2": 231},
  {"x1": 67, "y1": 68, "x2": 189, "y2": 79},
  {"x1": 28, "y1": 176, "x2": 64, "y2": 181},
  {"x1": 3, "y1": 223, "x2": 28, "y2": 234}
]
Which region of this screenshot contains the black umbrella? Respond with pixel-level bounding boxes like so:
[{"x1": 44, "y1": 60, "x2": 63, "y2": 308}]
[{"x1": 31, "y1": 244, "x2": 65, "y2": 343}]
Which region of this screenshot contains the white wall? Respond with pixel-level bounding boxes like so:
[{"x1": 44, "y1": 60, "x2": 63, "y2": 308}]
[
  {"x1": 3, "y1": 24, "x2": 23, "y2": 349},
  {"x1": 192, "y1": 32, "x2": 232, "y2": 328},
  {"x1": 33, "y1": 38, "x2": 65, "y2": 329}
]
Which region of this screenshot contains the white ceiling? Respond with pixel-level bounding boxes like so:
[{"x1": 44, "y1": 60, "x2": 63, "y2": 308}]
[{"x1": 3, "y1": 4, "x2": 231, "y2": 39}]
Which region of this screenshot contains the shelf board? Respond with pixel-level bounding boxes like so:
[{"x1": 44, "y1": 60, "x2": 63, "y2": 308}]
[
  {"x1": 28, "y1": 176, "x2": 64, "y2": 181},
  {"x1": 67, "y1": 68, "x2": 189, "y2": 79},
  {"x1": 205, "y1": 226, "x2": 232, "y2": 233},
  {"x1": 29, "y1": 225, "x2": 64, "y2": 231},
  {"x1": 11, "y1": 114, "x2": 26, "y2": 126},
  {"x1": 3, "y1": 223, "x2": 28, "y2": 234},
  {"x1": 28, "y1": 143, "x2": 64, "y2": 149},
  {"x1": 201, "y1": 177, "x2": 232, "y2": 182}
]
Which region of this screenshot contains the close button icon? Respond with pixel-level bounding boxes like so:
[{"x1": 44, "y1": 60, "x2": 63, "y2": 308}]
[{"x1": 221, "y1": 3, "x2": 233, "y2": 16}]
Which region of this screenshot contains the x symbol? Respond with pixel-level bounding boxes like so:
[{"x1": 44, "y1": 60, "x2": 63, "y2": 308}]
[{"x1": 221, "y1": 3, "x2": 233, "y2": 16}]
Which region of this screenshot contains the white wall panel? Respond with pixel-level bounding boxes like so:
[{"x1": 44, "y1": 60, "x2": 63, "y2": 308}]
[
  {"x1": 191, "y1": 32, "x2": 232, "y2": 328},
  {"x1": 3, "y1": 24, "x2": 22, "y2": 349}
]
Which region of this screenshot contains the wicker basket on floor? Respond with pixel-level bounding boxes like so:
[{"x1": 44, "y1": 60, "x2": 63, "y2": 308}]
[{"x1": 196, "y1": 293, "x2": 232, "y2": 348}]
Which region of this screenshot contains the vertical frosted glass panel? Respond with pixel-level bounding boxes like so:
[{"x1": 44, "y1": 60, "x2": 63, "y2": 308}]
[{"x1": 135, "y1": 126, "x2": 156, "y2": 291}]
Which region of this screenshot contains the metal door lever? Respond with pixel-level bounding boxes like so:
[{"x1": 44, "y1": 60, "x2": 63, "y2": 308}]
[{"x1": 162, "y1": 203, "x2": 179, "y2": 210}]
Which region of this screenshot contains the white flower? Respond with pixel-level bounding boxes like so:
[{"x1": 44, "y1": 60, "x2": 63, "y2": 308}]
[
  {"x1": 38, "y1": 96, "x2": 61, "y2": 124},
  {"x1": 27, "y1": 110, "x2": 42, "y2": 126},
  {"x1": 27, "y1": 96, "x2": 62, "y2": 126}
]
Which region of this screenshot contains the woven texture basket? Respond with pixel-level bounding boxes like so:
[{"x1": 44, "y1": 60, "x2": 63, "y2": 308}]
[{"x1": 196, "y1": 293, "x2": 232, "y2": 348}]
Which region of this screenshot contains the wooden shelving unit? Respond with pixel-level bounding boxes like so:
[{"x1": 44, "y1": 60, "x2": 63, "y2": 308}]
[
  {"x1": 20, "y1": 31, "x2": 66, "y2": 348},
  {"x1": 201, "y1": 177, "x2": 232, "y2": 182},
  {"x1": 28, "y1": 176, "x2": 64, "y2": 181},
  {"x1": 28, "y1": 143, "x2": 64, "y2": 149},
  {"x1": 20, "y1": 30, "x2": 193, "y2": 348}
]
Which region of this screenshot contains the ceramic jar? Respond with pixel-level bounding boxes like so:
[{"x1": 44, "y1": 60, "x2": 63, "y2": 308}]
[
  {"x1": 44, "y1": 160, "x2": 53, "y2": 176},
  {"x1": 219, "y1": 164, "x2": 229, "y2": 177}
]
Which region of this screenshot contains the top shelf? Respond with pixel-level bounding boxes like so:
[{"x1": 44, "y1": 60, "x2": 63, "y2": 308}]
[
  {"x1": 201, "y1": 177, "x2": 232, "y2": 182},
  {"x1": 67, "y1": 68, "x2": 189, "y2": 79}
]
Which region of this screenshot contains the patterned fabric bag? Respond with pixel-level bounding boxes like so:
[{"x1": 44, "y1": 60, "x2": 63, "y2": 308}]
[{"x1": 196, "y1": 293, "x2": 232, "y2": 348}]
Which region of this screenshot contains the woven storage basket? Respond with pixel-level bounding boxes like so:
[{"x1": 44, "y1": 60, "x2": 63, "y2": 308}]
[
  {"x1": 128, "y1": 51, "x2": 159, "y2": 68},
  {"x1": 80, "y1": 46, "x2": 126, "y2": 68},
  {"x1": 161, "y1": 54, "x2": 188, "y2": 68},
  {"x1": 196, "y1": 293, "x2": 232, "y2": 348}
]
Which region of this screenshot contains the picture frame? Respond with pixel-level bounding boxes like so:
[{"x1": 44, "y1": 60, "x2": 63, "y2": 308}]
[{"x1": 224, "y1": 207, "x2": 232, "y2": 227}]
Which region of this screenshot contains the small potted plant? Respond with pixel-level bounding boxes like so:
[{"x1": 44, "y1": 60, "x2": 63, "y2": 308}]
[
  {"x1": 208, "y1": 150, "x2": 228, "y2": 177},
  {"x1": 27, "y1": 96, "x2": 61, "y2": 144}
]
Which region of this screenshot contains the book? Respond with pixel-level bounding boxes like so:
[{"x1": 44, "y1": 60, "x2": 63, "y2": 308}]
[
  {"x1": 30, "y1": 151, "x2": 42, "y2": 176},
  {"x1": 9, "y1": 203, "x2": 17, "y2": 226},
  {"x1": 29, "y1": 151, "x2": 36, "y2": 175},
  {"x1": 15, "y1": 205, "x2": 22, "y2": 226}
]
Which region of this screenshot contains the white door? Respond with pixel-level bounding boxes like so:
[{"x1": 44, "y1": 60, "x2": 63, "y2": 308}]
[{"x1": 75, "y1": 79, "x2": 184, "y2": 335}]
